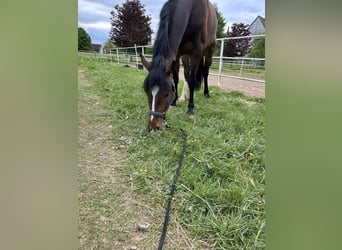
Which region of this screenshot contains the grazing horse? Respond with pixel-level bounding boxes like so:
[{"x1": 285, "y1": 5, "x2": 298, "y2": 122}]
[{"x1": 141, "y1": 0, "x2": 217, "y2": 130}]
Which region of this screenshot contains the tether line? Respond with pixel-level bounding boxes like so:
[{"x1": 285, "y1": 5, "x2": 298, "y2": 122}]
[{"x1": 157, "y1": 128, "x2": 187, "y2": 250}]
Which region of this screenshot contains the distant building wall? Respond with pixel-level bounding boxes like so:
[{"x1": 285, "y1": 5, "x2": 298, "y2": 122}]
[
  {"x1": 249, "y1": 16, "x2": 265, "y2": 35},
  {"x1": 92, "y1": 44, "x2": 103, "y2": 53}
]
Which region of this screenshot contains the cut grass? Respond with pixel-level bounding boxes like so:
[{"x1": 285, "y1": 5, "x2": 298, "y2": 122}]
[{"x1": 79, "y1": 57, "x2": 265, "y2": 249}]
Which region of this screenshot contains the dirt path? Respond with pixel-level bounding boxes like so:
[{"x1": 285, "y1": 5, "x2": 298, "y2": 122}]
[
  {"x1": 179, "y1": 71, "x2": 265, "y2": 98},
  {"x1": 78, "y1": 69, "x2": 127, "y2": 249},
  {"x1": 78, "y1": 69, "x2": 203, "y2": 249},
  {"x1": 209, "y1": 75, "x2": 265, "y2": 98}
]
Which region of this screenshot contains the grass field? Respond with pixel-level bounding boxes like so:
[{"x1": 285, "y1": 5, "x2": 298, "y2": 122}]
[{"x1": 78, "y1": 57, "x2": 265, "y2": 249}]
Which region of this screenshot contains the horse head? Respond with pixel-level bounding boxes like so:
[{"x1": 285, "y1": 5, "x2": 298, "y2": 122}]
[{"x1": 140, "y1": 54, "x2": 176, "y2": 131}]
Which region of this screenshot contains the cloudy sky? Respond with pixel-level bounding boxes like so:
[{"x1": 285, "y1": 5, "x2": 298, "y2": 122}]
[{"x1": 78, "y1": 0, "x2": 265, "y2": 44}]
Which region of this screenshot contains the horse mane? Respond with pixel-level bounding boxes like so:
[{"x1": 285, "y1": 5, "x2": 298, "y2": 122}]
[
  {"x1": 152, "y1": 0, "x2": 177, "y2": 63},
  {"x1": 144, "y1": 0, "x2": 178, "y2": 93}
]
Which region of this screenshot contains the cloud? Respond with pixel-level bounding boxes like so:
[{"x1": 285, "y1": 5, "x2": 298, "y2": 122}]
[
  {"x1": 212, "y1": 0, "x2": 265, "y2": 32},
  {"x1": 78, "y1": 0, "x2": 265, "y2": 44},
  {"x1": 78, "y1": 21, "x2": 111, "y2": 31},
  {"x1": 78, "y1": 0, "x2": 113, "y2": 43},
  {"x1": 78, "y1": 0, "x2": 112, "y2": 24}
]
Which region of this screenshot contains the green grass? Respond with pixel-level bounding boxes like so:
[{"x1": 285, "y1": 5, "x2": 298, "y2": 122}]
[{"x1": 79, "y1": 57, "x2": 265, "y2": 249}]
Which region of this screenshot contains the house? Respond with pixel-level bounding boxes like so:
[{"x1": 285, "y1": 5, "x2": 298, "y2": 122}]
[
  {"x1": 249, "y1": 15, "x2": 265, "y2": 35},
  {"x1": 248, "y1": 16, "x2": 265, "y2": 62},
  {"x1": 92, "y1": 44, "x2": 103, "y2": 53}
]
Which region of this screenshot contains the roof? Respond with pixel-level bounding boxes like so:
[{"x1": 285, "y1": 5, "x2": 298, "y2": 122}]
[
  {"x1": 92, "y1": 44, "x2": 102, "y2": 52},
  {"x1": 250, "y1": 15, "x2": 265, "y2": 28}
]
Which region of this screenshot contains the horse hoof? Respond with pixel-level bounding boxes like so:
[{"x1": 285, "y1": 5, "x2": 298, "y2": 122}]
[
  {"x1": 186, "y1": 109, "x2": 194, "y2": 116},
  {"x1": 205, "y1": 94, "x2": 210, "y2": 99},
  {"x1": 179, "y1": 97, "x2": 186, "y2": 102}
]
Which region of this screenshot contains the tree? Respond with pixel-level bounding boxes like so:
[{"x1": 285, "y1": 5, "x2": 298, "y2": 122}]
[
  {"x1": 224, "y1": 23, "x2": 251, "y2": 57},
  {"x1": 103, "y1": 39, "x2": 116, "y2": 52},
  {"x1": 213, "y1": 4, "x2": 227, "y2": 39},
  {"x1": 110, "y1": 0, "x2": 152, "y2": 47},
  {"x1": 248, "y1": 35, "x2": 265, "y2": 58},
  {"x1": 78, "y1": 27, "x2": 92, "y2": 51}
]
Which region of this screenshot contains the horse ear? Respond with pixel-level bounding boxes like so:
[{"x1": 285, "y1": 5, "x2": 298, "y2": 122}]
[{"x1": 140, "y1": 54, "x2": 151, "y2": 71}]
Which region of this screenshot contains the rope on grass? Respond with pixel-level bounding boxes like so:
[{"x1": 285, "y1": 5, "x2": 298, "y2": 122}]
[{"x1": 157, "y1": 128, "x2": 187, "y2": 250}]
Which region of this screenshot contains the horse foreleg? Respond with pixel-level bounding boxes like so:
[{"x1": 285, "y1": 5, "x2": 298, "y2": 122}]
[
  {"x1": 203, "y1": 66, "x2": 210, "y2": 99},
  {"x1": 179, "y1": 55, "x2": 190, "y2": 102},
  {"x1": 187, "y1": 84, "x2": 195, "y2": 115},
  {"x1": 186, "y1": 52, "x2": 201, "y2": 115},
  {"x1": 203, "y1": 45, "x2": 215, "y2": 99},
  {"x1": 179, "y1": 82, "x2": 188, "y2": 102},
  {"x1": 186, "y1": 60, "x2": 198, "y2": 115}
]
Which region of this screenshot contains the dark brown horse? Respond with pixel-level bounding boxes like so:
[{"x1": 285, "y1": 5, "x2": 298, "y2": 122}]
[{"x1": 141, "y1": 0, "x2": 217, "y2": 130}]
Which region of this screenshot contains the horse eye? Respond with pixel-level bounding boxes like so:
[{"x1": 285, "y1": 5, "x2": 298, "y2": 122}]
[{"x1": 164, "y1": 93, "x2": 169, "y2": 98}]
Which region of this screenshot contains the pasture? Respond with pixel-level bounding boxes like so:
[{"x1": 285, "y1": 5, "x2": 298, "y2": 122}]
[{"x1": 78, "y1": 57, "x2": 265, "y2": 249}]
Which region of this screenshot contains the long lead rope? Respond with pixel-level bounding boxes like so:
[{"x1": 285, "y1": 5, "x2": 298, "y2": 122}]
[{"x1": 157, "y1": 128, "x2": 187, "y2": 250}]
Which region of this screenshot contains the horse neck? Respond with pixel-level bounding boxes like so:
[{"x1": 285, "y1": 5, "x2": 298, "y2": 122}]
[
  {"x1": 153, "y1": 0, "x2": 193, "y2": 64},
  {"x1": 167, "y1": 0, "x2": 193, "y2": 56}
]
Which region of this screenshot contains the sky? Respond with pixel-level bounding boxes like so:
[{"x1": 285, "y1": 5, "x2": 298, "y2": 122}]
[{"x1": 78, "y1": 0, "x2": 265, "y2": 45}]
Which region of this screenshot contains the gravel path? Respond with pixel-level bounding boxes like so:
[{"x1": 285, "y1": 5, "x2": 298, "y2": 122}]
[{"x1": 179, "y1": 72, "x2": 265, "y2": 98}]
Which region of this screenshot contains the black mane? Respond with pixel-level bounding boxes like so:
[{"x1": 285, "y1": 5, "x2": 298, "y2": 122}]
[
  {"x1": 152, "y1": 0, "x2": 177, "y2": 64},
  {"x1": 144, "y1": 0, "x2": 177, "y2": 93}
]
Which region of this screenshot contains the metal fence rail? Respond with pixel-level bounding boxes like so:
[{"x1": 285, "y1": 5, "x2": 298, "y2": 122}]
[{"x1": 78, "y1": 35, "x2": 265, "y2": 84}]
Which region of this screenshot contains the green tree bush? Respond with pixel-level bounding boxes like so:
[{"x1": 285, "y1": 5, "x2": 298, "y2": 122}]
[
  {"x1": 249, "y1": 35, "x2": 265, "y2": 58},
  {"x1": 78, "y1": 27, "x2": 92, "y2": 51},
  {"x1": 110, "y1": 0, "x2": 152, "y2": 47}
]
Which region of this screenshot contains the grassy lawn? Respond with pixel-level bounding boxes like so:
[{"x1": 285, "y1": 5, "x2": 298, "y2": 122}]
[{"x1": 78, "y1": 57, "x2": 265, "y2": 249}]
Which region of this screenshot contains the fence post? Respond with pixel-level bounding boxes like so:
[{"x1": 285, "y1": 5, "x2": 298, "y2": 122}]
[
  {"x1": 134, "y1": 44, "x2": 139, "y2": 68},
  {"x1": 217, "y1": 39, "x2": 224, "y2": 86},
  {"x1": 116, "y1": 48, "x2": 119, "y2": 64},
  {"x1": 239, "y1": 59, "x2": 244, "y2": 76}
]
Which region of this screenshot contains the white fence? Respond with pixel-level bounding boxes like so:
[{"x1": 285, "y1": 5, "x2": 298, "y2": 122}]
[{"x1": 78, "y1": 35, "x2": 265, "y2": 84}]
